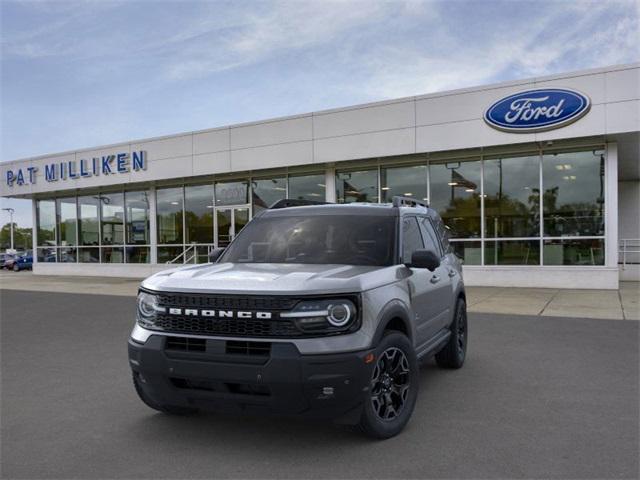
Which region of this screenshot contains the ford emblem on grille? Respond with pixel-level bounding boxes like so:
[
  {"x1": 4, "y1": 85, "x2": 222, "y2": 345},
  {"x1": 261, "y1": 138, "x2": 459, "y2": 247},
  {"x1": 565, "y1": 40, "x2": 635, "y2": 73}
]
[{"x1": 484, "y1": 88, "x2": 591, "y2": 133}]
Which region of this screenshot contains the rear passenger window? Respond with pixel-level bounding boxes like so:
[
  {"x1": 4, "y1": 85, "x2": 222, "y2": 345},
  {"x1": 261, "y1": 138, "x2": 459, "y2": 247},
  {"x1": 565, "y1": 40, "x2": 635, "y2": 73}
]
[
  {"x1": 419, "y1": 217, "x2": 442, "y2": 257},
  {"x1": 402, "y1": 217, "x2": 424, "y2": 263},
  {"x1": 432, "y1": 216, "x2": 451, "y2": 253}
]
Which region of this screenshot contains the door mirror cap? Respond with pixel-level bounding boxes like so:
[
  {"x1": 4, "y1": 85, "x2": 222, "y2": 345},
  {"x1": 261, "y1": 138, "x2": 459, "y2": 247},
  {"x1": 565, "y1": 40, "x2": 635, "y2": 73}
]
[
  {"x1": 406, "y1": 249, "x2": 440, "y2": 271},
  {"x1": 208, "y1": 247, "x2": 225, "y2": 263}
]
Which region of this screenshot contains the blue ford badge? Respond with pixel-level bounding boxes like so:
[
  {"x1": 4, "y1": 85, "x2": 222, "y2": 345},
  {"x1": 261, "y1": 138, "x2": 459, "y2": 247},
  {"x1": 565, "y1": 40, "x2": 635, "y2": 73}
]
[{"x1": 484, "y1": 88, "x2": 591, "y2": 133}]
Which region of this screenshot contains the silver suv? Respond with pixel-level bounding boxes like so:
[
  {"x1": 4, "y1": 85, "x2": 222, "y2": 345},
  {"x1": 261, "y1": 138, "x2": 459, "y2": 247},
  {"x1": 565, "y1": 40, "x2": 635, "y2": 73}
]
[{"x1": 128, "y1": 197, "x2": 467, "y2": 438}]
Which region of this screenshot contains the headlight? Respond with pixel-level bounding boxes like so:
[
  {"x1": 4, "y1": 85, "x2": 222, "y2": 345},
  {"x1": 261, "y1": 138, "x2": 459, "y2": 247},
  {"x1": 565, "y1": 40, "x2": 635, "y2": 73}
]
[
  {"x1": 136, "y1": 291, "x2": 165, "y2": 329},
  {"x1": 281, "y1": 298, "x2": 358, "y2": 334}
]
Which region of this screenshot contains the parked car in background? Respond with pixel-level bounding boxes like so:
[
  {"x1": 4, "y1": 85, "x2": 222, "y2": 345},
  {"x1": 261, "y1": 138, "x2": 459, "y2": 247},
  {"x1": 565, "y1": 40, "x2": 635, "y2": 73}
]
[
  {"x1": 2, "y1": 253, "x2": 17, "y2": 270},
  {"x1": 12, "y1": 252, "x2": 33, "y2": 271}
]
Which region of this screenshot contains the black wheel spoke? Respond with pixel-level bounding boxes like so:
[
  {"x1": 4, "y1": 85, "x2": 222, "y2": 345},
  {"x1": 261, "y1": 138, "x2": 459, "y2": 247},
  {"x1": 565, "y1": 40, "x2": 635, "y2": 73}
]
[{"x1": 370, "y1": 346, "x2": 411, "y2": 421}]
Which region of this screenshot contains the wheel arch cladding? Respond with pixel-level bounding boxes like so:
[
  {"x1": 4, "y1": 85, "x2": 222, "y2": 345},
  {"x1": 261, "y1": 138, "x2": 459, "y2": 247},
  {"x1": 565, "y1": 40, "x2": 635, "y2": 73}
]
[{"x1": 372, "y1": 302, "x2": 413, "y2": 346}]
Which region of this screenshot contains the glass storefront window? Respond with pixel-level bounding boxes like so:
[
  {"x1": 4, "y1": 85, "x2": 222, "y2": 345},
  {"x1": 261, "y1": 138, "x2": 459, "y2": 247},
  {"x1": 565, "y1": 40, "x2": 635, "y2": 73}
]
[
  {"x1": 101, "y1": 246, "x2": 124, "y2": 263},
  {"x1": 77, "y1": 196, "x2": 100, "y2": 246},
  {"x1": 37, "y1": 246, "x2": 57, "y2": 262},
  {"x1": 336, "y1": 169, "x2": 378, "y2": 203},
  {"x1": 381, "y1": 165, "x2": 428, "y2": 203},
  {"x1": 484, "y1": 240, "x2": 540, "y2": 265},
  {"x1": 125, "y1": 191, "x2": 150, "y2": 245},
  {"x1": 157, "y1": 187, "x2": 183, "y2": 244},
  {"x1": 288, "y1": 173, "x2": 325, "y2": 201},
  {"x1": 542, "y1": 150, "x2": 605, "y2": 237},
  {"x1": 100, "y1": 193, "x2": 124, "y2": 245},
  {"x1": 77, "y1": 247, "x2": 99, "y2": 263},
  {"x1": 543, "y1": 238, "x2": 604, "y2": 265},
  {"x1": 56, "y1": 197, "x2": 77, "y2": 246},
  {"x1": 484, "y1": 155, "x2": 540, "y2": 238},
  {"x1": 185, "y1": 184, "x2": 214, "y2": 244},
  {"x1": 450, "y1": 241, "x2": 482, "y2": 265},
  {"x1": 215, "y1": 181, "x2": 248, "y2": 206},
  {"x1": 430, "y1": 160, "x2": 481, "y2": 238},
  {"x1": 36, "y1": 200, "x2": 56, "y2": 246},
  {"x1": 126, "y1": 246, "x2": 150, "y2": 264},
  {"x1": 252, "y1": 177, "x2": 286, "y2": 212},
  {"x1": 158, "y1": 246, "x2": 183, "y2": 264},
  {"x1": 59, "y1": 246, "x2": 76, "y2": 263}
]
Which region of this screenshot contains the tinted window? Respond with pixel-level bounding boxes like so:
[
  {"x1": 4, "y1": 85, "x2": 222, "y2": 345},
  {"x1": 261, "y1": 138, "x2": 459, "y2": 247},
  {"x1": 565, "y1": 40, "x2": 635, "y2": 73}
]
[
  {"x1": 419, "y1": 217, "x2": 442, "y2": 257},
  {"x1": 336, "y1": 170, "x2": 379, "y2": 203},
  {"x1": 402, "y1": 217, "x2": 424, "y2": 263},
  {"x1": 221, "y1": 215, "x2": 396, "y2": 266}
]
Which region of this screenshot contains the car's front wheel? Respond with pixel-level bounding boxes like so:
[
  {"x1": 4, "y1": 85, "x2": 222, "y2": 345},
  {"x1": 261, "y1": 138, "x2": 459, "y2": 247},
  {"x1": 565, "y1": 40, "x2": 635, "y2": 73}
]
[
  {"x1": 12, "y1": 263, "x2": 19, "y2": 272},
  {"x1": 357, "y1": 331, "x2": 418, "y2": 439}
]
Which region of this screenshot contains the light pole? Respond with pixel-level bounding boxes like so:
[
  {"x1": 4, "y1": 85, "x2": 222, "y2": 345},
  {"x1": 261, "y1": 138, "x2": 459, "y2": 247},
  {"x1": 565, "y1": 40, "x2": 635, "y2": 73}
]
[{"x1": 2, "y1": 207, "x2": 15, "y2": 251}]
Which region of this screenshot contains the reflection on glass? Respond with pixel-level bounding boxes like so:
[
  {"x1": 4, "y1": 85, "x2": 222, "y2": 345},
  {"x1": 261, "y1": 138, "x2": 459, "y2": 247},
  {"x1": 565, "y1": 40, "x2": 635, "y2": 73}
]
[
  {"x1": 126, "y1": 246, "x2": 150, "y2": 264},
  {"x1": 78, "y1": 196, "x2": 100, "y2": 246},
  {"x1": 216, "y1": 209, "x2": 232, "y2": 247},
  {"x1": 37, "y1": 200, "x2": 56, "y2": 246},
  {"x1": 252, "y1": 177, "x2": 286, "y2": 212},
  {"x1": 215, "y1": 181, "x2": 248, "y2": 206},
  {"x1": 56, "y1": 198, "x2": 77, "y2": 246},
  {"x1": 542, "y1": 150, "x2": 605, "y2": 237},
  {"x1": 430, "y1": 160, "x2": 481, "y2": 238},
  {"x1": 59, "y1": 246, "x2": 76, "y2": 263},
  {"x1": 288, "y1": 173, "x2": 325, "y2": 201},
  {"x1": 381, "y1": 165, "x2": 428, "y2": 203},
  {"x1": 157, "y1": 187, "x2": 183, "y2": 244},
  {"x1": 78, "y1": 247, "x2": 100, "y2": 263},
  {"x1": 450, "y1": 241, "x2": 482, "y2": 265},
  {"x1": 484, "y1": 240, "x2": 540, "y2": 265},
  {"x1": 336, "y1": 170, "x2": 378, "y2": 203},
  {"x1": 101, "y1": 193, "x2": 124, "y2": 245},
  {"x1": 543, "y1": 239, "x2": 604, "y2": 265},
  {"x1": 101, "y1": 246, "x2": 124, "y2": 263},
  {"x1": 185, "y1": 184, "x2": 214, "y2": 244},
  {"x1": 125, "y1": 191, "x2": 150, "y2": 245},
  {"x1": 37, "y1": 247, "x2": 57, "y2": 262},
  {"x1": 484, "y1": 155, "x2": 540, "y2": 238},
  {"x1": 157, "y1": 246, "x2": 183, "y2": 264}
]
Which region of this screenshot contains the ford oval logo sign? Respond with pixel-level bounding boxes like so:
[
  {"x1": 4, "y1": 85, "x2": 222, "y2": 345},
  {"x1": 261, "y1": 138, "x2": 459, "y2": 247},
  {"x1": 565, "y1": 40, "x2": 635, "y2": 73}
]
[{"x1": 484, "y1": 88, "x2": 591, "y2": 133}]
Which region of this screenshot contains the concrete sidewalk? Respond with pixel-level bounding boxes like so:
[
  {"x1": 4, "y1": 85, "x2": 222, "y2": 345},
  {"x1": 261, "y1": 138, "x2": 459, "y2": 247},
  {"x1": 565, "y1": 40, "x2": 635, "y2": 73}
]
[{"x1": 1, "y1": 271, "x2": 638, "y2": 320}]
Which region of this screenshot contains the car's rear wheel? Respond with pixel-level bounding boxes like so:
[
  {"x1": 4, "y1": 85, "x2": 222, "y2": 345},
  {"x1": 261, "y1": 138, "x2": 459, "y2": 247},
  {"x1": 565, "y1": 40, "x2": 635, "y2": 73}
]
[
  {"x1": 357, "y1": 331, "x2": 418, "y2": 439},
  {"x1": 132, "y1": 373, "x2": 198, "y2": 415},
  {"x1": 435, "y1": 298, "x2": 467, "y2": 369}
]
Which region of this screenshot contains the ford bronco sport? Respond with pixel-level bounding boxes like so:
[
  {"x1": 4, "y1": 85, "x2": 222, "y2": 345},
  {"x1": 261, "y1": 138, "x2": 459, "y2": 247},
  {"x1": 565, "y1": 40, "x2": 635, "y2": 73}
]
[{"x1": 129, "y1": 196, "x2": 467, "y2": 438}]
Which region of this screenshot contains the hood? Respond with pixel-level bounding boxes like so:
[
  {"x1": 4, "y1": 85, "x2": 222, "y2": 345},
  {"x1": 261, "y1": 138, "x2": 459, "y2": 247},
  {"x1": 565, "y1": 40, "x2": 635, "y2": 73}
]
[{"x1": 141, "y1": 262, "x2": 401, "y2": 295}]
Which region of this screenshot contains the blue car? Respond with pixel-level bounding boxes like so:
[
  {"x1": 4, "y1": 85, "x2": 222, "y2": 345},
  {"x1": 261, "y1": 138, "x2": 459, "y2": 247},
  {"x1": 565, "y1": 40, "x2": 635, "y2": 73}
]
[{"x1": 13, "y1": 252, "x2": 33, "y2": 271}]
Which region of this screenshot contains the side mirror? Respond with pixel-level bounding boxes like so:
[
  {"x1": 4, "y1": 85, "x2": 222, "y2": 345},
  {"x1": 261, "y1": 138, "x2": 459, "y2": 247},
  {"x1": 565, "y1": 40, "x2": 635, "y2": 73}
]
[
  {"x1": 406, "y1": 249, "x2": 440, "y2": 271},
  {"x1": 208, "y1": 247, "x2": 225, "y2": 263}
]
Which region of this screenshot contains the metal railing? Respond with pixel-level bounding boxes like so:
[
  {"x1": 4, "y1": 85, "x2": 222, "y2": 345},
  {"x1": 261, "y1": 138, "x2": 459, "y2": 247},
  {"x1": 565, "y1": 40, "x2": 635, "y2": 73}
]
[
  {"x1": 166, "y1": 243, "x2": 216, "y2": 264},
  {"x1": 619, "y1": 239, "x2": 640, "y2": 269}
]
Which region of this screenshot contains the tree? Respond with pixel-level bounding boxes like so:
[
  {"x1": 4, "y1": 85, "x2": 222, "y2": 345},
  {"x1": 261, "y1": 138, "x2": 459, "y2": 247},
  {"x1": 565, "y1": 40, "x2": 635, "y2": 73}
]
[{"x1": 0, "y1": 223, "x2": 32, "y2": 251}]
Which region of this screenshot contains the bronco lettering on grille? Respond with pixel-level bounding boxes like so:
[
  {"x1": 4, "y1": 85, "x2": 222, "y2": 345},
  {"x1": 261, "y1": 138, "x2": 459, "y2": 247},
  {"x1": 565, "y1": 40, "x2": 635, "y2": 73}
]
[{"x1": 167, "y1": 308, "x2": 272, "y2": 320}]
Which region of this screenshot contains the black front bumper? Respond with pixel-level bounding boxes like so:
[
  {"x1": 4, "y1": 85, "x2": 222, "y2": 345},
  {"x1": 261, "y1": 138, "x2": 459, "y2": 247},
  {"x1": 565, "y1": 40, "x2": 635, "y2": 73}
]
[{"x1": 128, "y1": 335, "x2": 374, "y2": 422}]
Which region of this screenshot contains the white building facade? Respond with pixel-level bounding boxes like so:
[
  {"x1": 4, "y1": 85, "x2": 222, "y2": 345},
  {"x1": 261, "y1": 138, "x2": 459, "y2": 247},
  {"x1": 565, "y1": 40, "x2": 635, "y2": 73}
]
[{"x1": 2, "y1": 63, "x2": 639, "y2": 289}]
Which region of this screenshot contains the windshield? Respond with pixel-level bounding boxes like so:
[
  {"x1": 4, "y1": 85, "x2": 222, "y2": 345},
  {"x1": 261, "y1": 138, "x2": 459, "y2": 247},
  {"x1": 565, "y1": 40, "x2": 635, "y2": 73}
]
[{"x1": 220, "y1": 214, "x2": 396, "y2": 266}]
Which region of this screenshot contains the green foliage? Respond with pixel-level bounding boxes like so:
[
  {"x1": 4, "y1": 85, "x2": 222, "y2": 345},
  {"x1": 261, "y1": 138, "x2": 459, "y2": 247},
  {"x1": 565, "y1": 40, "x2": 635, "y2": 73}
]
[{"x1": 0, "y1": 223, "x2": 32, "y2": 250}]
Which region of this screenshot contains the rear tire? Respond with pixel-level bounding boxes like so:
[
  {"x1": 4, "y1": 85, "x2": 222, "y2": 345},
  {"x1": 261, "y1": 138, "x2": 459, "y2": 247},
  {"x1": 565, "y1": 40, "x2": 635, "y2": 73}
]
[
  {"x1": 12, "y1": 264, "x2": 19, "y2": 272},
  {"x1": 132, "y1": 373, "x2": 198, "y2": 415},
  {"x1": 357, "y1": 331, "x2": 418, "y2": 439},
  {"x1": 435, "y1": 298, "x2": 467, "y2": 369}
]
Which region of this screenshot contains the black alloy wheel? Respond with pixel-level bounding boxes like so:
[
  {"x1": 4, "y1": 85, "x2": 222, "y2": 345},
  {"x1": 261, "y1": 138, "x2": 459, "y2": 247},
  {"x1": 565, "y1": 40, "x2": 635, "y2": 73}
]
[{"x1": 370, "y1": 347, "x2": 411, "y2": 421}]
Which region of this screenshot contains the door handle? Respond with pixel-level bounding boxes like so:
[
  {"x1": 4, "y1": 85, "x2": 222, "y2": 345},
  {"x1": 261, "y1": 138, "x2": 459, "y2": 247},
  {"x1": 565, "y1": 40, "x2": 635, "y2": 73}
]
[
  {"x1": 430, "y1": 275, "x2": 440, "y2": 284},
  {"x1": 448, "y1": 269, "x2": 457, "y2": 277}
]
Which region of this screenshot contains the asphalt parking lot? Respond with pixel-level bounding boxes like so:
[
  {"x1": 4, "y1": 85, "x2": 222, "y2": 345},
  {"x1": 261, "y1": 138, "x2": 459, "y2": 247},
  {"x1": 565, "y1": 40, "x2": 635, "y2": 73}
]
[{"x1": 1, "y1": 290, "x2": 638, "y2": 479}]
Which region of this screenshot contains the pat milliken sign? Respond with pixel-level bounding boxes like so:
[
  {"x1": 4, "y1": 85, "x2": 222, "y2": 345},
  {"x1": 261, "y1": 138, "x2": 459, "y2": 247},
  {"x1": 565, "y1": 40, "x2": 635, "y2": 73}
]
[
  {"x1": 484, "y1": 88, "x2": 591, "y2": 133},
  {"x1": 5, "y1": 151, "x2": 147, "y2": 187}
]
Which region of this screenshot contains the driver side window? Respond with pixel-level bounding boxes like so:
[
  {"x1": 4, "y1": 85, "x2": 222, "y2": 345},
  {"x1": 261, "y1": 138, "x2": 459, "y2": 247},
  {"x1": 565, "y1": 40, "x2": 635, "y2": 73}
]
[{"x1": 402, "y1": 217, "x2": 424, "y2": 263}]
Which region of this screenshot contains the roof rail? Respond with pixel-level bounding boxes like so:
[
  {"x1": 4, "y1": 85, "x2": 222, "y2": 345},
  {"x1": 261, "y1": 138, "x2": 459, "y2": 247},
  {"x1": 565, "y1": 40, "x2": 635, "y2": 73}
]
[
  {"x1": 269, "y1": 198, "x2": 331, "y2": 209},
  {"x1": 392, "y1": 196, "x2": 429, "y2": 209}
]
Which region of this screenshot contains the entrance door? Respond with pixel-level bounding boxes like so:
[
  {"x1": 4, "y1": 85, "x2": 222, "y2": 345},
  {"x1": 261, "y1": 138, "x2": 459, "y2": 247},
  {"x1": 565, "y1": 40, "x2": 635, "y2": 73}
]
[{"x1": 215, "y1": 207, "x2": 250, "y2": 248}]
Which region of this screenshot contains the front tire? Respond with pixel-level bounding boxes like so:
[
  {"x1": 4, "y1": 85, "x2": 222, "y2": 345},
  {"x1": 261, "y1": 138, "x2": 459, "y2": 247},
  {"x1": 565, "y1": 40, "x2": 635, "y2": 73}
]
[
  {"x1": 12, "y1": 264, "x2": 19, "y2": 272},
  {"x1": 435, "y1": 298, "x2": 467, "y2": 369},
  {"x1": 357, "y1": 331, "x2": 418, "y2": 439},
  {"x1": 132, "y1": 373, "x2": 198, "y2": 415}
]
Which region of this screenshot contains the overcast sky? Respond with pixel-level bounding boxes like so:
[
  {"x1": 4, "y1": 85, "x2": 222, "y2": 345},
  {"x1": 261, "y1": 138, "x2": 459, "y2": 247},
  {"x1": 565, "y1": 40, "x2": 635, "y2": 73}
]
[{"x1": 1, "y1": 0, "x2": 639, "y2": 228}]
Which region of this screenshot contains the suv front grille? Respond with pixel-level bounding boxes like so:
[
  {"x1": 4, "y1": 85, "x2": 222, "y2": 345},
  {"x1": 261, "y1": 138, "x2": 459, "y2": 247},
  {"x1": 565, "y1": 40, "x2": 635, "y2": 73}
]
[
  {"x1": 155, "y1": 293, "x2": 298, "y2": 311},
  {"x1": 154, "y1": 314, "x2": 301, "y2": 337}
]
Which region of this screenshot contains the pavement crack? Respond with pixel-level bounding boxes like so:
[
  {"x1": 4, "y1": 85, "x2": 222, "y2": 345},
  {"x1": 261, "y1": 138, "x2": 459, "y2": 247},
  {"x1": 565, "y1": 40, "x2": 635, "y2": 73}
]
[{"x1": 538, "y1": 289, "x2": 561, "y2": 316}]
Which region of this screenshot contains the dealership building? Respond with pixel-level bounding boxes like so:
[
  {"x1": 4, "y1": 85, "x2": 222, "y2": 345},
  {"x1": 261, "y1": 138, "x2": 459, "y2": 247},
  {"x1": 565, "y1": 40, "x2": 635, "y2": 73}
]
[{"x1": 1, "y1": 63, "x2": 638, "y2": 289}]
